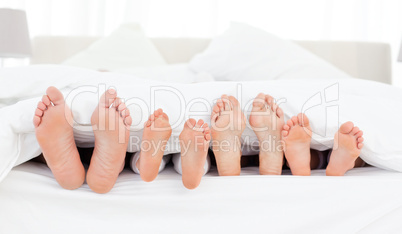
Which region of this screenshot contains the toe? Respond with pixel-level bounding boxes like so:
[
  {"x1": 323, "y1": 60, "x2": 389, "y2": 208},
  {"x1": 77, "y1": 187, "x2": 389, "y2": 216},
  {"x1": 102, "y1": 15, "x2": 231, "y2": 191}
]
[
  {"x1": 351, "y1": 126, "x2": 360, "y2": 136},
  {"x1": 42, "y1": 95, "x2": 51, "y2": 106},
  {"x1": 211, "y1": 104, "x2": 220, "y2": 121},
  {"x1": 287, "y1": 119, "x2": 294, "y2": 127},
  {"x1": 124, "y1": 116, "x2": 133, "y2": 126},
  {"x1": 221, "y1": 95, "x2": 231, "y2": 111},
  {"x1": 217, "y1": 99, "x2": 224, "y2": 112},
  {"x1": 35, "y1": 108, "x2": 43, "y2": 117},
  {"x1": 195, "y1": 119, "x2": 204, "y2": 128},
  {"x1": 204, "y1": 128, "x2": 211, "y2": 141},
  {"x1": 117, "y1": 103, "x2": 126, "y2": 112},
  {"x1": 282, "y1": 130, "x2": 289, "y2": 137},
  {"x1": 99, "y1": 89, "x2": 117, "y2": 108},
  {"x1": 46, "y1": 86, "x2": 64, "y2": 105},
  {"x1": 205, "y1": 134, "x2": 211, "y2": 141},
  {"x1": 355, "y1": 130, "x2": 363, "y2": 138},
  {"x1": 339, "y1": 121, "x2": 354, "y2": 134},
  {"x1": 144, "y1": 120, "x2": 151, "y2": 127},
  {"x1": 184, "y1": 118, "x2": 197, "y2": 129},
  {"x1": 33, "y1": 116, "x2": 41, "y2": 127},
  {"x1": 271, "y1": 102, "x2": 278, "y2": 113},
  {"x1": 212, "y1": 104, "x2": 220, "y2": 113},
  {"x1": 121, "y1": 108, "x2": 130, "y2": 117},
  {"x1": 162, "y1": 112, "x2": 169, "y2": 120},
  {"x1": 297, "y1": 113, "x2": 309, "y2": 127},
  {"x1": 357, "y1": 137, "x2": 364, "y2": 143},
  {"x1": 357, "y1": 143, "x2": 364, "y2": 149},
  {"x1": 276, "y1": 107, "x2": 284, "y2": 118},
  {"x1": 265, "y1": 95, "x2": 273, "y2": 105},
  {"x1": 112, "y1": 97, "x2": 123, "y2": 109},
  {"x1": 228, "y1": 95, "x2": 240, "y2": 107},
  {"x1": 283, "y1": 124, "x2": 290, "y2": 130},
  {"x1": 291, "y1": 116, "x2": 298, "y2": 126},
  {"x1": 154, "y1": 109, "x2": 161, "y2": 117},
  {"x1": 37, "y1": 101, "x2": 46, "y2": 111}
]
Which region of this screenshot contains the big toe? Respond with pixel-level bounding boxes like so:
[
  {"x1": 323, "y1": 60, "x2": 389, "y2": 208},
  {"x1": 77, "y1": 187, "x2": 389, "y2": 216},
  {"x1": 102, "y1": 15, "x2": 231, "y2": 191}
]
[
  {"x1": 339, "y1": 121, "x2": 354, "y2": 134},
  {"x1": 99, "y1": 89, "x2": 117, "y2": 108},
  {"x1": 229, "y1": 95, "x2": 240, "y2": 107},
  {"x1": 297, "y1": 113, "x2": 309, "y2": 127},
  {"x1": 253, "y1": 93, "x2": 266, "y2": 106},
  {"x1": 46, "y1": 86, "x2": 65, "y2": 105}
]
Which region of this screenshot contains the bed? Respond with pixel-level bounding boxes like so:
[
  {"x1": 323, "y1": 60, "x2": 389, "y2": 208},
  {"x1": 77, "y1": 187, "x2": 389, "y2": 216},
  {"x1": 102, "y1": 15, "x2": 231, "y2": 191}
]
[{"x1": 0, "y1": 37, "x2": 400, "y2": 234}]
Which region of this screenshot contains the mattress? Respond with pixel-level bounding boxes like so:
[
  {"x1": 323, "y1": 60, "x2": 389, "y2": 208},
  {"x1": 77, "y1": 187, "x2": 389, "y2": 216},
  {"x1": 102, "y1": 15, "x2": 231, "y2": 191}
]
[{"x1": 1, "y1": 162, "x2": 402, "y2": 234}]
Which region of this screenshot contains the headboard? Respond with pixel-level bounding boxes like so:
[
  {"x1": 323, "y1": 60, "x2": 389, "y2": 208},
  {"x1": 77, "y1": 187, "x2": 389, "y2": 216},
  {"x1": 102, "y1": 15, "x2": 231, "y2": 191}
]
[{"x1": 31, "y1": 36, "x2": 392, "y2": 84}]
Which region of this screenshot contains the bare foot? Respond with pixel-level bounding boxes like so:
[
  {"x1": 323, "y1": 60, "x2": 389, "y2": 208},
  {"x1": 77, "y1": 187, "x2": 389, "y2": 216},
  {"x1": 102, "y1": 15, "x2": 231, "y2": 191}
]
[
  {"x1": 137, "y1": 109, "x2": 172, "y2": 182},
  {"x1": 87, "y1": 89, "x2": 132, "y2": 193},
  {"x1": 282, "y1": 113, "x2": 312, "y2": 176},
  {"x1": 179, "y1": 119, "x2": 211, "y2": 189},
  {"x1": 326, "y1": 122, "x2": 364, "y2": 176},
  {"x1": 211, "y1": 95, "x2": 246, "y2": 176},
  {"x1": 34, "y1": 86, "x2": 85, "y2": 190},
  {"x1": 249, "y1": 93, "x2": 285, "y2": 175}
]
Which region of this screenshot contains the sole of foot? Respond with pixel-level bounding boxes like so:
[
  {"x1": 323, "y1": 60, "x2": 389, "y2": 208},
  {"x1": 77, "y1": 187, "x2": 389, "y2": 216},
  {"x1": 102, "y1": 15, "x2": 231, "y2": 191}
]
[
  {"x1": 34, "y1": 86, "x2": 85, "y2": 190},
  {"x1": 137, "y1": 108, "x2": 172, "y2": 182},
  {"x1": 282, "y1": 113, "x2": 312, "y2": 176},
  {"x1": 87, "y1": 89, "x2": 132, "y2": 194},
  {"x1": 210, "y1": 95, "x2": 246, "y2": 176},
  {"x1": 326, "y1": 121, "x2": 364, "y2": 176},
  {"x1": 179, "y1": 118, "x2": 211, "y2": 189},
  {"x1": 249, "y1": 93, "x2": 285, "y2": 175}
]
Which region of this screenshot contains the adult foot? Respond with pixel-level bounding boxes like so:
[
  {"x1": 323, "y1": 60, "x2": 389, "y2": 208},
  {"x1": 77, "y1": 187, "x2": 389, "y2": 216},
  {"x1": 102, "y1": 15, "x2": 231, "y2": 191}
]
[
  {"x1": 137, "y1": 109, "x2": 172, "y2": 182},
  {"x1": 87, "y1": 89, "x2": 132, "y2": 193},
  {"x1": 282, "y1": 113, "x2": 312, "y2": 176},
  {"x1": 326, "y1": 122, "x2": 364, "y2": 176},
  {"x1": 211, "y1": 95, "x2": 246, "y2": 176},
  {"x1": 179, "y1": 119, "x2": 211, "y2": 189},
  {"x1": 249, "y1": 93, "x2": 285, "y2": 175},
  {"x1": 34, "y1": 86, "x2": 85, "y2": 190}
]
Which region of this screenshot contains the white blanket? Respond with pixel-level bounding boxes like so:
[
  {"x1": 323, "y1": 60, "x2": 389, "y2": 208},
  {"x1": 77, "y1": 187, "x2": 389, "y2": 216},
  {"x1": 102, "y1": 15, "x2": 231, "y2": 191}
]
[{"x1": 1, "y1": 65, "x2": 402, "y2": 182}]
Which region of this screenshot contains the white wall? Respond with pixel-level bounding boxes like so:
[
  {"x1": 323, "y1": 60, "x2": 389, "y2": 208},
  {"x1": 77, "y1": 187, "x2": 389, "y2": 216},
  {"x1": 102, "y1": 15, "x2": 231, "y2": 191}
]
[{"x1": 1, "y1": 0, "x2": 401, "y2": 85}]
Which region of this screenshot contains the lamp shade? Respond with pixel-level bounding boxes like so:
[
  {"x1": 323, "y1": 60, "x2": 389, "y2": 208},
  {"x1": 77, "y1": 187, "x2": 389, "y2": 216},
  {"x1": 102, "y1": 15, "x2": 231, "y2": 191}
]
[{"x1": 0, "y1": 8, "x2": 31, "y2": 58}]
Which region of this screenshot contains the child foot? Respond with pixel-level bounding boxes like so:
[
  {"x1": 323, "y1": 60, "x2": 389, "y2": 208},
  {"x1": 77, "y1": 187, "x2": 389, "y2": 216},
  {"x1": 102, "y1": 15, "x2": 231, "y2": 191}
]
[
  {"x1": 282, "y1": 113, "x2": 312, "y2": 176},
  {"x1": 87, "y1": 89, "x2": 132, "y2": 193},
  {"x1": 34, "y1": 86, "x2": 85, "y2": 190},
  {"x1": 137, "y1": 109, "x2": 172, "y2": 182},
  {"x1": 179, "y1": 119, "x2": 211, "y2": 189},
  {"x1": 326, "y1": 122, "x2": 364, "y2": 176},
  {"x1": 249, "y1": 93, "x2": 285, "y2": 175},
  {"x1": 211, "y1": 95, "x2": 246, "y2": 176}
]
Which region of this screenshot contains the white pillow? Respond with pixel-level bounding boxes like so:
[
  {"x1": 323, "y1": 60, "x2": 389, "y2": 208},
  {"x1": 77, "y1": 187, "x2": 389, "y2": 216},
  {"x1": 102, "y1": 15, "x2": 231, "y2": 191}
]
[
  {"x1": 190, "y1": 22, "x2": 351, "y2": 81},
  {"x1": 114, "y1": 64, "x2": 215, "y2": 83},
  {"x1": 63, "y1": 23, "x2": 166, "y2": 70}
]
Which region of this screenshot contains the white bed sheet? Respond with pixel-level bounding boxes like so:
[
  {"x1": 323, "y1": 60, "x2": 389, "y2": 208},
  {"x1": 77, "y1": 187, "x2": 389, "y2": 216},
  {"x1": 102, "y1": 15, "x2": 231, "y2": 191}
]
[{"x1": 0, "y1": 162, "x2": 401, "y2": 234}]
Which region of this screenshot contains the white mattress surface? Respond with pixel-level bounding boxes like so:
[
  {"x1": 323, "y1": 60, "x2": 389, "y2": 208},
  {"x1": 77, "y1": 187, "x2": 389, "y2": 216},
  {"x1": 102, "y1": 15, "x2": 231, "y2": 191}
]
[{"x1": 1, "y1": 162, "x2": 402, "y2": 234}]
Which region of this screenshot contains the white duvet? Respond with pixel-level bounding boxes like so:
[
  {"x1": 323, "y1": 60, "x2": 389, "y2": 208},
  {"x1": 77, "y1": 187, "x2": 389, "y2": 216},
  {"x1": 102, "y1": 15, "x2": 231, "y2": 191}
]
[{"x1": 1, "y1": 65, "x2": 402, "y2": 183}]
